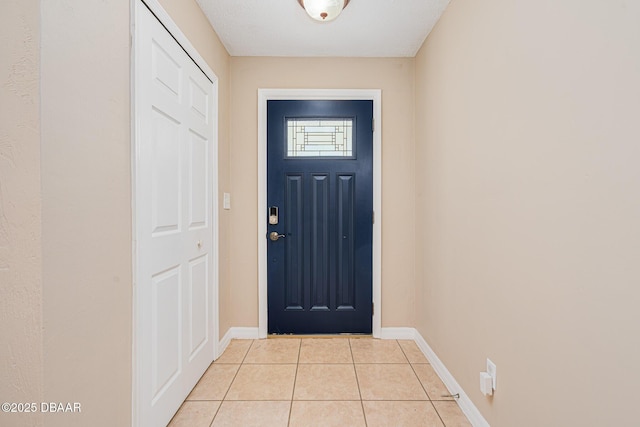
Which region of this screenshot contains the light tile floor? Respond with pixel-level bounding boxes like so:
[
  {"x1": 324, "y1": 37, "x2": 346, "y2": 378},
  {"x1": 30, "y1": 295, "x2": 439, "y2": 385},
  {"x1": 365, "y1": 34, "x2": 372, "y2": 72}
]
[{"x1": 168, "y1": 338, "x2": 472, "y2": 427}]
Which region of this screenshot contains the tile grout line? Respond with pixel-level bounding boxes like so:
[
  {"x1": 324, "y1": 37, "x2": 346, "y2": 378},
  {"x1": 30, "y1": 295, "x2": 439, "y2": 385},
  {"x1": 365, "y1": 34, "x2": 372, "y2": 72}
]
[
  {"x1": 349, "y1": 338, "x2": 368, "y2": 427},
  {"x1": 208, "y1": 339, "x2": 256, "y2": 427},
  {"x1": 399, "y1": 340, "x2": 433, "y2": 401},
  {"x1": 430, "y1": 400, "x2": 448, "y2": 427},
  {"x1": 286, "y1": 339, "x2": 302, "y2": 427},
  {"x1": 398, "y1": 340, "x2": 448, "y2": 427},
  {"x1": 396, "y1": 340, "x2": 410, "y2": 364}
]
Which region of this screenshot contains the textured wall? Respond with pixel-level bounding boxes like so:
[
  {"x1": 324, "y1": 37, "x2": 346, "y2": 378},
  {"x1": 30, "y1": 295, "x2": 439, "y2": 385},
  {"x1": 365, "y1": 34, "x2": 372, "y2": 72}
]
[
  {"x1": 228, "y1": 57, "x2": 416, "y2": 329},
  {"x1": 414, "y1": 0, "x2": 640, "y2": 425},
  {"x1": 0, "y1": 0, "x2": 43, "y2": 426},
  {"x1": 40, "y1": 0, "x2": 132, "y2": 425}
]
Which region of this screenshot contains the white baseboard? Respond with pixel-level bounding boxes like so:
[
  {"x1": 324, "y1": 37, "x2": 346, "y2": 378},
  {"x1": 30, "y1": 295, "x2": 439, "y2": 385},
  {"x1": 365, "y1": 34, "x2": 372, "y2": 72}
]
[
  {"x1": 413, "y1": 330, "x2": 490, "y2": 427},
  {"x1": 378, "y1": 327, "x2": 417, "y2": 339},
  {"x1": 217, "y1": 327, "x2": 260, "y2": 359}
]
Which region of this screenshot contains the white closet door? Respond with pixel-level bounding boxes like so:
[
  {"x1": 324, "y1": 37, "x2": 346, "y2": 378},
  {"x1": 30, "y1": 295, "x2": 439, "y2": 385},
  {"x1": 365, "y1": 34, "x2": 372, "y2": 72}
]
[{"x1": 135, "y1": 2, "x2": 215, "y2": 426}]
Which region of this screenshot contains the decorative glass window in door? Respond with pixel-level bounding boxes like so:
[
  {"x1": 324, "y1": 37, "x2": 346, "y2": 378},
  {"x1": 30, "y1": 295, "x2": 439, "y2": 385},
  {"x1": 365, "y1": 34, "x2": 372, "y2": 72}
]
[{"x1": 286, "y1": 118, "x2": 354, "y2": 158}]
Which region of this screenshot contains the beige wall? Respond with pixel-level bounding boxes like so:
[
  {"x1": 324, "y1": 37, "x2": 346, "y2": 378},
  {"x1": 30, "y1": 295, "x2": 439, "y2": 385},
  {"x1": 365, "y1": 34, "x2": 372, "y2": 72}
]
[
  {"x1": 414, "y1": 0, "x2": 640, "y2": 425},
  {"x1": 228, "y1": 57, "x2": 416, "y2": 329},
  {"x1": 0, "y1": 1, "x2": 43, "y2": 426},
  {"x1": 40, "y1": 0, "x2": 132, "y2": 425}
]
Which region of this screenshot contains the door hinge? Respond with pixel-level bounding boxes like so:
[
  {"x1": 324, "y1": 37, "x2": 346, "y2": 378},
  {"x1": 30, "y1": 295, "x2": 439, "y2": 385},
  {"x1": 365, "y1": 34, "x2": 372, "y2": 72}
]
[
  {"x1": 372, "y1": 211, "x2": 375, "y2": 224},
  {"x1": 372, "y1": 118, "x2": 375, "y2": 132},
  {"x1": 372, "y1": 302, "x2": 374, "y2": 316}
]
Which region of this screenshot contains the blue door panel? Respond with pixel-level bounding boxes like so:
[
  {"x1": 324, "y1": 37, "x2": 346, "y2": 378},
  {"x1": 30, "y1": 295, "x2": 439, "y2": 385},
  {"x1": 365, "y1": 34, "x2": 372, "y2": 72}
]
[
  {"x1": 337, "y1": 173, "x2": 355, "y2": 310},
  {"x1": 284, "y1": 174, "x2": 303, "y2": 311},
  {"x1": 267, "y1": 100, "x2": 373, "y2": 334},
  {"x1": 310, "y1": 173, "x2": 329, "y2": 310}
]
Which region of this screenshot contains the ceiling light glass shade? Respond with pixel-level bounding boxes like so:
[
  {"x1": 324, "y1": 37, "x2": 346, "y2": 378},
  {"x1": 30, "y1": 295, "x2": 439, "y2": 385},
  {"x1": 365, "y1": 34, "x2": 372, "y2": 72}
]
[{"x1": 298, "y1": 0, "x2": 350, "y2": 22}]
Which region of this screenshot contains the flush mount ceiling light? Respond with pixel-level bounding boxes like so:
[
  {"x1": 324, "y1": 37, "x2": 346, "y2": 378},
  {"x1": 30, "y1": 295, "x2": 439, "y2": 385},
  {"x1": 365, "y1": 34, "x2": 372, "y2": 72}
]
[{"x1": 298, "y1": 0, "x2": 351, "y2": 22}]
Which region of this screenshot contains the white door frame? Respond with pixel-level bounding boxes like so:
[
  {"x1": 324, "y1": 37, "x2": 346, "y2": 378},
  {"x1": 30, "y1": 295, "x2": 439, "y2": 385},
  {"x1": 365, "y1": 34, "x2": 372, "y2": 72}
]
[
  {"x1": 131, "y1": 0, "x2": 219, "y2": 425},
  {"x1": 258, "y1": 89, "x2": 382, "y2": 338}
]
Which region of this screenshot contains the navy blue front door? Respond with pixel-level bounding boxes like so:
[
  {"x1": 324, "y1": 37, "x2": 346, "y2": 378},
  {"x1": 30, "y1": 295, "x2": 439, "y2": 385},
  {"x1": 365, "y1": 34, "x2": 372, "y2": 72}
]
[{"x1": 267, "y1": 100, "x2": 373, "y2": 334}]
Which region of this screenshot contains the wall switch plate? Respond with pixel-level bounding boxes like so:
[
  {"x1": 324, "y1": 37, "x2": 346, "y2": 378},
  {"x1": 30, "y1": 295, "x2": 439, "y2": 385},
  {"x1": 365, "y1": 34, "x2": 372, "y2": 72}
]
[
  {"x1": 223, "y1": 193, "x2": 231, "y2": 210},
  {"x1": 486, "y1": 358, "x2": 497, "y2": 390}
]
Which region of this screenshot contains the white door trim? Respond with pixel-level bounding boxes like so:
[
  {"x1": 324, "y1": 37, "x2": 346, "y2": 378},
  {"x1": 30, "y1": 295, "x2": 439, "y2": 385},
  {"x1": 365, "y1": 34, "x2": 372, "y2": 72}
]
[
  {"x1": 131, "y1": 0, "x2": 219, "y2": 425},
  {"x1": 258, "y1": 89, "x2": 382, "y2": 339}
]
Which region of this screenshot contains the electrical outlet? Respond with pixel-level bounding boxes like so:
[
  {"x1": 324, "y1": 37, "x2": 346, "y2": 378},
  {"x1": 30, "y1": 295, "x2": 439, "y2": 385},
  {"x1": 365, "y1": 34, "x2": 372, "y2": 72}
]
[
  {"x1": 223, "y1": 193, "x2": 231, "y2": 210},
  {"x1": 486, "y1": 358, "x2": 497, "y2": 390},
  {"x1": 480, "y1": 372, "x2": 493, "y2": 396}
]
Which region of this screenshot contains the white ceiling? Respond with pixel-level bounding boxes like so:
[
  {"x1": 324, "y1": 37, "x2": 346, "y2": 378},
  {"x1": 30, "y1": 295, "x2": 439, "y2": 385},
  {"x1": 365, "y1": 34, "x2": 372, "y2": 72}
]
[{"x1": 195, "y1": 0, "x2": 451, "y2": 57}]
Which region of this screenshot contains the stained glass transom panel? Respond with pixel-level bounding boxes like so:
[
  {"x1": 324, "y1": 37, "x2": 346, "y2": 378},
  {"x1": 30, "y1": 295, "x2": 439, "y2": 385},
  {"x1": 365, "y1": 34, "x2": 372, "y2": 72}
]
[{"x1": 286, "y1": 119, "x2": 353, "y2": 158}]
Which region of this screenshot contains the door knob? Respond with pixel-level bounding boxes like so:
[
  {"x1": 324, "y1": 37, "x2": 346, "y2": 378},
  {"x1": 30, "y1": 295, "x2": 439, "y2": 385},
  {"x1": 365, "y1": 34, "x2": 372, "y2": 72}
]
[{"x1": 269, "y1": 231, "x2": 286, "y2": 242}]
